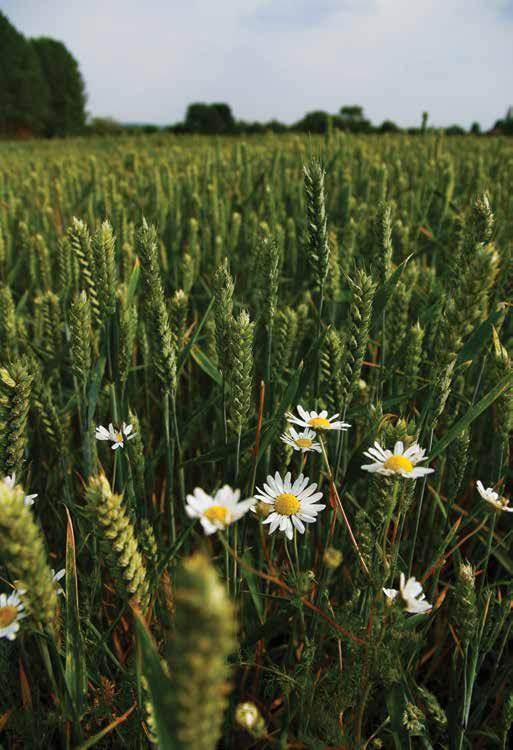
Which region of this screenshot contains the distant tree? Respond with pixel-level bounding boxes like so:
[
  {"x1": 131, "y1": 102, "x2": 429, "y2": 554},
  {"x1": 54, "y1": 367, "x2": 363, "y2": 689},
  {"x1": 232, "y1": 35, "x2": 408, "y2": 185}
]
[
  {"x1": 492, "y1": 108, "x2": 513, "y2": 135},
  {"x1": 421, "y1": 111, "x2": 429, "y2": 133},
  {"x1": 294, "y1": 110, "x2": 331, "y2": 134},
  {"x1": 0, "y1": 11, "x2": 49, "y2": 136},
  {"x1": 88, "y1": 117, "x2": 123, "y2": 136},
  {"x1": 32, "y1": 37, "x2": 86, "y2": 136},
  {"x1": 379, "y1": 120, "x2": 400, "y2": 133},
  {"x1": 338, "y1": 105, "x2": 372, "y2": 132},
  {"x1": 265, "y1": 119, "x2": 288, "y2": 134},
  {"x1": 470, "y1": 122, "x2": 481, "y2": 135},
  {"x1": 184, "y1": 103, "x2": 235, "y2": 134},
  {"x1": 445, "y1": 124, "x2": 466, "y2": 136}
]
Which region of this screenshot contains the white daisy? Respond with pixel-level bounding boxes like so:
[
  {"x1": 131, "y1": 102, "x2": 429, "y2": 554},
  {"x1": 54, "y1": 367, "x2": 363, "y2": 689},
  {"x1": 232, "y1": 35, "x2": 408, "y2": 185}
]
[
  {"x1": 254, "y1": 471, "x2": 325, "y2": 541},
  {"x1": 280, "y1": 427, "x2": 322, "y2": 454},
  {"x1": 185, "y1": 485, "x2": 254, "y2": 535},
  {"x1": 2, "y1": 474, "x2": 37, "y2": 506},
  {"x1": 0, "y1": 590, "x2": 26, "y2": 641},
  {"x1": 95, "y1": 422, "x2": 136, "y2": 450},
  {"x1": 361, "y1": 440, "x2": 434, "y2": 479},
  {"x1": 383, "y1": 573, "x2": 432, "y2": 614},
  {"x1": 286, "y1": 405, "x2": 350, "y2": 433},
  {"x1": 52, "y1": 569, "x2": 66, "y2": 595},
  {"x1": 476, "y1": 480, "x2": 513, "y2": 512}
]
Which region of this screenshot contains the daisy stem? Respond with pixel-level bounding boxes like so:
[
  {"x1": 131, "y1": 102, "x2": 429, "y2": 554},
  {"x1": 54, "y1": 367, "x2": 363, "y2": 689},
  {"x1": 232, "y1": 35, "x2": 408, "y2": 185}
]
[
  {"x1": 479, "y1": 512, "x2": 497, "y2": 595},
  {"x1": 334, "y1": 404, "x2": 348, "y2": 483},
  {"x1": 235, "y1": 426, "x2": 242, "y2": 482},
  {"x1": 319, "y1": 437, "x2": 370, "y2": 577},
  {"x1": 479, "y1": 441, "x2": 503, "y2": 594},
  {"x1": 284, "y1": 538, "x2": 296, "y2": 579},
  {"x1": 407, "y1": 427, "x2": 434, "y2": 577},
  {"x1": 293, "y1": 529, "x2": 301, "y2": 573},
  {"x1": 233, "y1": 525, "x2": 239, "y2": 596}
]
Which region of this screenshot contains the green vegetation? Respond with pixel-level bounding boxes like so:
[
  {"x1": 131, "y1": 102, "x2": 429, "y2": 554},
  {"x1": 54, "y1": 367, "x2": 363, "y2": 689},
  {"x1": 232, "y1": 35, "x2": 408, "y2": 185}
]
[
  {"x1": 0, "y1": 11, "x2": 86, "y2": 138},
  {"x1": 1, "y1": 131, "x2": 513, "y2": 749}
]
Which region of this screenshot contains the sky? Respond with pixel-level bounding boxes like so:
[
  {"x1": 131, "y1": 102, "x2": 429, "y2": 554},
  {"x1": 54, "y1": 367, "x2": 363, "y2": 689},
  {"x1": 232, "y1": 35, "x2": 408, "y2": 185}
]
[{"x1": 2, "y1": 0, "x2": 512, "y2": 129}]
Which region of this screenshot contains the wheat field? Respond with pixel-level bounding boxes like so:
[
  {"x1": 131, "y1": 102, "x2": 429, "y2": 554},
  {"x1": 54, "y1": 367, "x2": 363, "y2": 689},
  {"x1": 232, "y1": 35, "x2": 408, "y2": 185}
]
[{"x1": 1, "y1": 132, "x2": 513, "y2": 749}]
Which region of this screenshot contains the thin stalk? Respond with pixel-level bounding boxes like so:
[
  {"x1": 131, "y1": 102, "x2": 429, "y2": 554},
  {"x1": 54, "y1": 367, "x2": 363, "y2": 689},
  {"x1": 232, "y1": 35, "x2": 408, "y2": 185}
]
[
  {"x1": 407, "y1": 427, "x2": 434, "y2": 576},
  {"x1": 319, "y1": 436, "x2": 369, "y2": 577}
]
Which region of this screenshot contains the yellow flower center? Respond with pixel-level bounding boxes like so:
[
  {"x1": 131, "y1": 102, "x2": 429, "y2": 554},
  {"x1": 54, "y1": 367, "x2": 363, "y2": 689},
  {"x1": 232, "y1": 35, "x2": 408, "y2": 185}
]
[
  {"x1": 0, "y1": 605, "x2": 18, "y2": 628},
  {"x1": 204, "y1": 505, "x2": 230, "y2": 525},
  {"x1": 308, "y1": 417, "x2": 331, "y2": 430},
  {"x1": 114, "y1": 432, "x2": 124, "y2": 443},
  {"x1": 384, "y1": 455, "x2": 414, "y2": 473},
  {"x1": 296, "y1": 438, "x2": 313, "y2": 448},
  {"x1": 274, "y1": 493, "x2": 300, "y2": 516}
]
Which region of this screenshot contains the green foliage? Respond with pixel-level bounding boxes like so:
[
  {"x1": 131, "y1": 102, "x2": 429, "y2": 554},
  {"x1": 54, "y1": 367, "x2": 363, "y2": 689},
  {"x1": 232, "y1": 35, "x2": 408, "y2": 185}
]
[{"x1": 31, "y1": 36, "x2": 86, "y2": 136}]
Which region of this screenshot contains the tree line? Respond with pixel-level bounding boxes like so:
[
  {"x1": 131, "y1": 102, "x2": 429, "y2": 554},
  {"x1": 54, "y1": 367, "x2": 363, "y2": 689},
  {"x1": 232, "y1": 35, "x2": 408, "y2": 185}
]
[
  {"x1": 0, "y1": 11, "x2": 86, "y2": 137},
  {"x1": 92, "y1": 102, "x2": 513, "y2": 138}
]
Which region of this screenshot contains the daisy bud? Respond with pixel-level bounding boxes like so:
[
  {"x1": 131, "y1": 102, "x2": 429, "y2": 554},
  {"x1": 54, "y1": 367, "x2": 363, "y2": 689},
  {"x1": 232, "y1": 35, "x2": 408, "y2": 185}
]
[
  {"x1": 235, "y1": 702, "x2": 266, "y2": 738},
  {"x1": 254, "y1": 500, "x2": 273, "y2": 519},
  {"x1": 323, "y1": 546, "x2": 343, "y2": 570}
]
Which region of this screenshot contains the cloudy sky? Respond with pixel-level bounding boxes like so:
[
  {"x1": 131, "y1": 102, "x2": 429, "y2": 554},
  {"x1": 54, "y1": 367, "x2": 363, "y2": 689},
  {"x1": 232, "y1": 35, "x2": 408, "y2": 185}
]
[{"x1": 2, "y1": 0, "x2": 512, "y2": 128}]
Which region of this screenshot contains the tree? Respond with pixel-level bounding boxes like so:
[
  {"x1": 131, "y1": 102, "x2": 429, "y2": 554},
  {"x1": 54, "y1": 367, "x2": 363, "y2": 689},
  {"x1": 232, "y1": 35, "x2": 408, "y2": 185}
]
[
  {"x1": 445, "y1": 124, "x2": 466, "y2": 136},
  {"x1": 379, "y1": 120, "x2": 400, "y2": 133},
  {"x1": 338, "y1": 105, "x2": 372, "y2": 133},
  {"x1": 294, "y1": 110, "x2": 331, "y2": 134},
  {"x1": 184, "y1": 103, "x2": 235, "y2": 134},
  {"x1": 492, "y1": 108, "x2": 513, "y2": 135},
  {"x1": 0, "y1": 11, "x2": 49, "y2": 136},
  {"x1": 32, "y1": 37, "x2": 86, "y2": 136}
]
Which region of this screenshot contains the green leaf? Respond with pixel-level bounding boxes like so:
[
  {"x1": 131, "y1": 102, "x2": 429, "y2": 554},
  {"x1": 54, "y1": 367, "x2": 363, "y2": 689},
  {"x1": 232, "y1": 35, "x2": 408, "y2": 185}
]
[
  {"x1": 87, "y1": 355, "x2": 106, "y2": 425},
  {"x1": 177, "y1": 296, "x2": 215, "y2": 376},
  {"x1": 240, "y1": 550, "x2": 264, "y2": 623},
  {"x1": 385, "y1": 683, "x2": 411, "y2": 750},
  {"x1": 457, "y1": 305, "x2": 507, "y2": 364},
  {"x1": 430, "y1": 372, "x2": 513, "y2": 459},
  {"x1": 190, "y1": 346, "x2": 222, "y2": 386},
  {"x1": 134, "y1": 609, "x2": 175, "y2": 750},
  {"x1": 372, "y1": 254, "x2": 414, "y2": 327}
]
